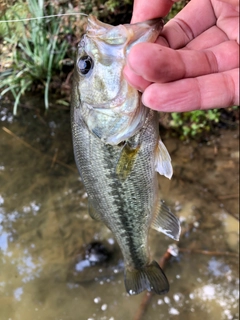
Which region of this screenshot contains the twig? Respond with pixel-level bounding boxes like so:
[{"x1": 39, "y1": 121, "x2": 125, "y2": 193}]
[
  {"x1": 51, "y1": 148, "x2": 59, "y2": 169},
  {"x1": 178, "y1": 248, "x2": 238, "y2": 257},
  {"x1": 2, "y1": 126, "x2": 77, "y2": 172},
  {"x1": 61, "y1": 69, "x2": 73, "y2": 91},
  {"x1": 134, "y1": 227, "x2": 238, "y2": 320},
  {"x1": 218, "y1": 194, "x2": 239, "y2": 200},
  {"x1": 133, "y1": 220, "x2": 199, "y2": 320},
  {"x1": 133, "y1": 250, "x2": 172, "y2": 320}
]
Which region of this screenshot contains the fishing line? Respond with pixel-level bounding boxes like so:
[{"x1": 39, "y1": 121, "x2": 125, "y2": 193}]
[{"x1": 0, "y1": 12, "x2": 88, "y2": 23}]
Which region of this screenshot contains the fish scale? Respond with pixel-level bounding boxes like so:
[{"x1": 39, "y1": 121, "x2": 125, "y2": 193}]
[
  {"x1": 71, "y1": 15, "x2": 181, "y2": 295},
  {"x1": 72, "y1": 106, "x2": 157, "y2": 265}
]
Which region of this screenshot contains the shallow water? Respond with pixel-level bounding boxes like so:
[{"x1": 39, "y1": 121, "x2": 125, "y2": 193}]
[{"x1": 0, "y1": 100, "x2": 239, "y2": 320}]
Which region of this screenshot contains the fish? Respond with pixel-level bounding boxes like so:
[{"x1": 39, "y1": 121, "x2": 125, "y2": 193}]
[{"x1": 71, "y1": 15, "x2": 181, "y2": 295}]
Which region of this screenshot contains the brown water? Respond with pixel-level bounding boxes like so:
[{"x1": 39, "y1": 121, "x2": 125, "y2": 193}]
[{"x1": 0, "y1": 99, "x2": 239, "y2": 320}]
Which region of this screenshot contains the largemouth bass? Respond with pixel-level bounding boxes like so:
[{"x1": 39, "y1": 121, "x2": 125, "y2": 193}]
[{"x1": 71, "y1": 15, "x2": 180, "y2": 295}]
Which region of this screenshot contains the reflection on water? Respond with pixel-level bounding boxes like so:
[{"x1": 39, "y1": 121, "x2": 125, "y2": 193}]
[{"x1": 0, "y1": 100, "x2": 239, "y2": 320}]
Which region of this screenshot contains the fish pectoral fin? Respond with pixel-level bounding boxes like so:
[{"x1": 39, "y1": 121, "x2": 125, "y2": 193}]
[
  {"x1": 124, "y1": 260, "x2": 169, "y2": 295},
  {"x1": 116, "y1": 143, "x2": 140, "y2": 181},
  {"x1": 151, "y1": 201, "x2": 181, "y2": 241},
  {"x1": 155, "y1": 139, "x2": 173, "y2": 179},
  {"x1": 88, "y1": 198, "x2": 102, "y2": 221}
]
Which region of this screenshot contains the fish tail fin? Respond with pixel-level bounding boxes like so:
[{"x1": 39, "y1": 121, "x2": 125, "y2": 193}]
[{"x1": 124, "y1": 260, "x2": 169, "y2": 295}]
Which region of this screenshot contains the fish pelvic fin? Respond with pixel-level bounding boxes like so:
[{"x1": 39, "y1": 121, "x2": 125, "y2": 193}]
[
  {"x1": 151, "y1": 200, "x2": 181, "y2": 241},
  {"x1": 155, "y1": 139, "x2": 173, "y2": 179},
  {"x1": 124, "y1": 260, "x2": 169, "y2": 295}
]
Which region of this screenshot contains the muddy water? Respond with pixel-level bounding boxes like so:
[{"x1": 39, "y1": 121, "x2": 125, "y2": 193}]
[{"x1": 0, "y1": 100, "x2": 239, "y2": 320}]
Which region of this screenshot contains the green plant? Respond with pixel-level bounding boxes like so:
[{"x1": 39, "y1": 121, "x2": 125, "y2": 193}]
[
  {"x1": 104, "y1": 0, "x2": 132, "y2": 13},
  {"x1": 166, "y1": 0, "x2": 189, "y2": 20},
  {"x1": 170, "y1": 109, "x2": 221, "y2": 139},
  {"x1": 0, "y1": 0, "x2": 69, "y2": 114}
]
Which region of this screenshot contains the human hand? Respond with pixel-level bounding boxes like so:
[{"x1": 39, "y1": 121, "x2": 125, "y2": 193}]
[{"x1": 124, "y1": 0, "x2": 239, "y2": 112}]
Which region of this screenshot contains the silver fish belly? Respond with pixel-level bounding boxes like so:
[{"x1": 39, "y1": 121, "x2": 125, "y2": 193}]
[{"x1": 71, "y1": 15, "x2": 181, "y2": 295}]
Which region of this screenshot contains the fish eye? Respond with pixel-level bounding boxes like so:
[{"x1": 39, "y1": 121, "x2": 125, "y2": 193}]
[{"x1": 78, "y1": 55, "x2": 93, "y2": 75}]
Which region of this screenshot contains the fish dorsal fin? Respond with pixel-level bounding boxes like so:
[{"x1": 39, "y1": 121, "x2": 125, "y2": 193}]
[
  {"x1": 88, "y1": 198, "x2": 102, "y2": 221},
  {"x1": 116, "y1": 143, "x2": 140, "y2": 181},
  {"x1": 155, "y1": 139, "x2": 173, "y2": 179},
  {"x1": 151, "y1": 201, "x2": 181, "y2": 241}
]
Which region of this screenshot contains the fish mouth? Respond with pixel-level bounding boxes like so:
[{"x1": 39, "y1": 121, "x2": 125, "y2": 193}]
[{"x1": 86, "y1": 14, "x2": 164, "y2": 46}]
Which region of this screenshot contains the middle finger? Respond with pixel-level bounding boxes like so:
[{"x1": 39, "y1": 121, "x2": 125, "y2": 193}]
[{"x1": 125, "y1": 40, "x2": 238, "y2": 85}]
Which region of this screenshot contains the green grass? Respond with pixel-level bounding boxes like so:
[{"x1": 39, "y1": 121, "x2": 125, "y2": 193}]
[
  {"x1": 0, "y1": 0, "x2": 69, "y2": 114},
  {"x1": 0, "y1": 0, "x2": 134, "y2": 114}
]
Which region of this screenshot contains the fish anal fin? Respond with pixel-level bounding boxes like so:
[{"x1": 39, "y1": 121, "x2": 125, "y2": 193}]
[
  {"x1": 124, "y1": 260, "x2": 169, "y2": 295},
  {"x1": 151, "y1": 201, "x2": 181, "y2": 241},
  {"x1": 116, "y1": 143, "x2": 140, "y2": 181},
  {"x1": 88, "y1": 198, "x2": 102, "y2": 221},
  {"x1": 155, "y1": 139, "x2": 173, "y2": 179}
]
